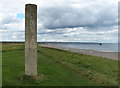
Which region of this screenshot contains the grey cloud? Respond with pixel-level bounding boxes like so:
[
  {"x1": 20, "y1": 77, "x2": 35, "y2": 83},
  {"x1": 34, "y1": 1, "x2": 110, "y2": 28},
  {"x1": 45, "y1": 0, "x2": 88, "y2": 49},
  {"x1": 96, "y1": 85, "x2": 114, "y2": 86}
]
[
  {"x1": 1, "y1": 31, "x2": 24, "y2": 41},
  {"x1": 38, "y1": 3, "x2": 117, "y2": 30},
  {"x1": 0, "y1": 16, "x2": 22, "y2": 31},
  {"x1": 1, "y1": 16, "x2": 20, "y2": 25},
  {"x1": 95, "y1": 33, "x2": 103, "y2": 35},
  {"x1": 38, "y1": 29, "x2": 65, "y2": 35}
]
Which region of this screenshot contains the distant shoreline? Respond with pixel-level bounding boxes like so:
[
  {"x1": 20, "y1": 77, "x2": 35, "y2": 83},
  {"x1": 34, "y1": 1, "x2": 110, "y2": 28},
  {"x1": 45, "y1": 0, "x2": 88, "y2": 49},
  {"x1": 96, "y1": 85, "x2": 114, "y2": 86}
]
[
  {"x1": 1, "y1": 41, "x2": 118, "y2": 44},
  {"x1": 39, "y1": 44, "x2": 118, "y2": 60}
]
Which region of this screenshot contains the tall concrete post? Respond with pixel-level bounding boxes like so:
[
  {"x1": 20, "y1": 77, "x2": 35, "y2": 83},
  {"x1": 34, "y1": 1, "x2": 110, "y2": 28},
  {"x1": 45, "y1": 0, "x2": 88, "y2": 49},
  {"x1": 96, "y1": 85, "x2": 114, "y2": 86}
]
[{"x1": 25, "y1": 4, "x2": 37, "y2": 76}]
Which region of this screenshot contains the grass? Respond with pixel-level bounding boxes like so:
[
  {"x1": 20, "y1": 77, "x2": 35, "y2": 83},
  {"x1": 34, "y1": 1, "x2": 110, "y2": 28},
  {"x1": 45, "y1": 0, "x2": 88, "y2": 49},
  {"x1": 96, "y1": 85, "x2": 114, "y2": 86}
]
[{"x1": 2, "y1": 43, "x2": 118, "y2": 86}]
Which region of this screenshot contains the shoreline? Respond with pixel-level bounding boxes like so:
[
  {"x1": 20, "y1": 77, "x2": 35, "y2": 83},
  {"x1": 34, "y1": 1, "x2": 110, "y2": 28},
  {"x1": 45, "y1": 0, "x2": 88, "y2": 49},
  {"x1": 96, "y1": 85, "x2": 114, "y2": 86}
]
[{"x1": 39, "y1": 44, "x2": 118, "y2": 60}]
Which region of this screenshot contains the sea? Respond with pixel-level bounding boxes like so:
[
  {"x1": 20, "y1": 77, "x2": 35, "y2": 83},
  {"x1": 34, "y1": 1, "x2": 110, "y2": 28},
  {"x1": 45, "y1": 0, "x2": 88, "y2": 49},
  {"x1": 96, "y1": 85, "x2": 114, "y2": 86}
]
[{"x1": 40, "y1": 42, "x2": 118, "y2": 52}]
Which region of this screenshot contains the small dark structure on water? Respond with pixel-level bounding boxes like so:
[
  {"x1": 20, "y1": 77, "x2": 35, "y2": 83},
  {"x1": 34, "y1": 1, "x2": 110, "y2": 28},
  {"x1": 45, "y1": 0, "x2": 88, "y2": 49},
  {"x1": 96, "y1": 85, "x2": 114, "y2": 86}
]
[{"x1": 99, "y1": 43, "x2": 102, "y2": 45}]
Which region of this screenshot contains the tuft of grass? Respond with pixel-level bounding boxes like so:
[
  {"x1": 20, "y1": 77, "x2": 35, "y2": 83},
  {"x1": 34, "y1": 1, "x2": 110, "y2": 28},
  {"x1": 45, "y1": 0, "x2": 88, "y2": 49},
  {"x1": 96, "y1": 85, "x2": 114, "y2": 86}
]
[
  {"x1": 18, "y1": 73, "x2": 47, "y2": 82},
  {"x1": 18, "y1": 74, "x2": 38, "y2": 81}
]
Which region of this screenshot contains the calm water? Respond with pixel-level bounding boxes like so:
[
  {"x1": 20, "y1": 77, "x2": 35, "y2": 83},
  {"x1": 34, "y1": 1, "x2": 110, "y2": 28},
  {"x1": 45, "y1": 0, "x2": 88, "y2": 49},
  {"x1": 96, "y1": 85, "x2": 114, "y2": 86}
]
[{"x1": 47, "y1": 43, "x2": 118, "y2": 52}]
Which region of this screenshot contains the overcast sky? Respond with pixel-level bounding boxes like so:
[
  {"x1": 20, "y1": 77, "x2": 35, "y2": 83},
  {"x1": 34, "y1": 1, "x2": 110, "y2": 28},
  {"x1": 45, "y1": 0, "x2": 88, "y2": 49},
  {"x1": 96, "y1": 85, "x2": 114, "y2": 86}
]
[{"x1": 0, "y1": 0, "x2": 119, "y2": 43}]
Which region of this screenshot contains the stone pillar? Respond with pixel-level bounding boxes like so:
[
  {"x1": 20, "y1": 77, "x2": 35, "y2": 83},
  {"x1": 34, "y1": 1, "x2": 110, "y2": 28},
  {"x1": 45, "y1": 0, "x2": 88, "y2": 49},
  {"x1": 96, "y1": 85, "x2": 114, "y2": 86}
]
[{"x1": 25, "y1": 4, "x2": 37, "y2": 76}]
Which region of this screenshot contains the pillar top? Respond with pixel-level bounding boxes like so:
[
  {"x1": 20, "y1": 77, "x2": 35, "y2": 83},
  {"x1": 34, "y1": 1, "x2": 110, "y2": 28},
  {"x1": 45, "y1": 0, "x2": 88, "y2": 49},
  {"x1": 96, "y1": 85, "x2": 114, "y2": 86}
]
[{"x1": 25, "y1": 4, "x2": 37, "y2": 7}]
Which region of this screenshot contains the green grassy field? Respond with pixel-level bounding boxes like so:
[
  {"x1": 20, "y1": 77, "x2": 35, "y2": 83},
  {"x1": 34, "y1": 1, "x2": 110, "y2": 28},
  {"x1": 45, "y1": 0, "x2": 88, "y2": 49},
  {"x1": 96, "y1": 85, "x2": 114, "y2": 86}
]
[{"x1": 2, "y1": 43, "x2": 118, "y2": 86}]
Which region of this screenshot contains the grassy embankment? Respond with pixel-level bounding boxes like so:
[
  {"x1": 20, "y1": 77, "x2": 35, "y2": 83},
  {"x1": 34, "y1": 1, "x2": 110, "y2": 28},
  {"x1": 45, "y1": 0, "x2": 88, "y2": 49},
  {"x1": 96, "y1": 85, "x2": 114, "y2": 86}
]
[{"x1": 2, "y1": 43, "x2": 118, "y2": 86}]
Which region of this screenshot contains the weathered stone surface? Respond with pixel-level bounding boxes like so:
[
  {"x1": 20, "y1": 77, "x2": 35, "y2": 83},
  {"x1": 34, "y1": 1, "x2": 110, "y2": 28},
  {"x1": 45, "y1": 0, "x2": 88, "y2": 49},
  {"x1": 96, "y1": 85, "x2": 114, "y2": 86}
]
[{"x1": 25, "y1": 4, "x2": 37, "y2": 76}]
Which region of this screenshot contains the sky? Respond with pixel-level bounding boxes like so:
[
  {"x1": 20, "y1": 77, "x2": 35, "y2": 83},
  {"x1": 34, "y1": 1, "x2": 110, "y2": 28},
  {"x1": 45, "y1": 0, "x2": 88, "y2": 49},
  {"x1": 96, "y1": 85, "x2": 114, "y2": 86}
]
[{"x1": 0, "y1": 0, "x2": 119, "y2": 43}]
